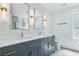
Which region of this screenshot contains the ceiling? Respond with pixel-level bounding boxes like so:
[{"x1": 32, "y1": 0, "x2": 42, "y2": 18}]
[{"x1": 40, "y1": 3, "x2": 79, "y2": 12}]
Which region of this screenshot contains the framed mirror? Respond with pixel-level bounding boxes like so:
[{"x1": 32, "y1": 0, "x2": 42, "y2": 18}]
[
  {"x1": 34, "y1": 9, "x2": 43, "y2": 31},
  {"x1": 11, "y1": 3, "x2": 29, "y2": 30}
]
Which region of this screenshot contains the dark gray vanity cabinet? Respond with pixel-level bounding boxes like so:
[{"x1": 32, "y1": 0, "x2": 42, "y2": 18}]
[{"x1": 0, "y1": 35, "x2": 56, "y2": 56}]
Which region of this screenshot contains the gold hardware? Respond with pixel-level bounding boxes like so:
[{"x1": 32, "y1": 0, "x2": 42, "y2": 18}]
[
  {"x1": 0, "y1": 7, "x2": 7, "y2": 11},
  {"x1": 21, "y1": 32, "x2": 24, "y2": 38}
]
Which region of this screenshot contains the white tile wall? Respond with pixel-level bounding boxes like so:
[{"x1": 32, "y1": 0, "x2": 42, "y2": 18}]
[
  {"x1": 53, "y1": 5, "x2": 79, "y2": 51},
  {"x1": 0, "y1": 3, "x2": 54, "y2": 41}
]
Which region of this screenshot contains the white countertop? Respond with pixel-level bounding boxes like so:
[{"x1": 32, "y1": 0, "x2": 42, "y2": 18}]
[{"x1": 0, "y1": 34, "x2": 54, "y2": 48}]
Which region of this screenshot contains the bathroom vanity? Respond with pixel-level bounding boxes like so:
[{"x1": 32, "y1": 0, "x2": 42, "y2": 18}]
[
  {"x1": 0, "y1": 35, "x2": 56, "y2": 56},
  {"x1": 0, "y1": 3, "x2": 56, "y2": 56}
]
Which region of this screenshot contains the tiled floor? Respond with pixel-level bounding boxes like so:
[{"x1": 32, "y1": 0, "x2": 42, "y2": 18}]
[{"x1": 51, "y1": 49, "x2": 79, "y2": 56}]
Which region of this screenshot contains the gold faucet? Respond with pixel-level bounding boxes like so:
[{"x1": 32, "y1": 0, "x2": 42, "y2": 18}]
[
  {"x1": 38, "y1": 32, "x2": 42, "y2": 35},
  {"x1": 21, "y1": 32, "x2": 24, "y2": 38}
]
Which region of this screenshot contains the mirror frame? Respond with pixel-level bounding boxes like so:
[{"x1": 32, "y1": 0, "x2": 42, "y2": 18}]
[{"x1": 10, "y1": 3, "x2": 30, "y2": 30}]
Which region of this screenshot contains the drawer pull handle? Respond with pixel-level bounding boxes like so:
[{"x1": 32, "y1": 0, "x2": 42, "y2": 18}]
[
  {"x1": 4, "y1": 51, "x2": 16, "y2": 56},
  {"x1": 28, "y1": 44, "x2": 34, "y2": 47},
  {"x1": 40, "y1": 41, "x2": 45, "y2": 44},
  {"x1": 40, "y1": 46, "x2": 44, "y2": 48}
]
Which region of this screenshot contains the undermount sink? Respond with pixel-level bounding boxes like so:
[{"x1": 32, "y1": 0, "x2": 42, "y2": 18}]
[
  {"x1": 25, "y1": 37, "x2": 33, "y2": 38},
  {"x1": 21, "y1": 36, "x2": 33, "y2": 39}
]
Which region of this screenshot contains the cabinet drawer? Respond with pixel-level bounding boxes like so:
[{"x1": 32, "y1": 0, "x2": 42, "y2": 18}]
[
  {"x1": 47, "y1": 36, "x2": 55, "y2": 41},
  {"x1": 3, "y1": 51, "x2": 16, "y2": 56},
  {"x1": 27, "y1": 40, "x2": 39, "y2": 47},
  {"x1": 26, "y1": 39, "x2": 46, "y2": 47},
  {"x1": 1, "y1": 44, "x2": 17, "y2": 56}
]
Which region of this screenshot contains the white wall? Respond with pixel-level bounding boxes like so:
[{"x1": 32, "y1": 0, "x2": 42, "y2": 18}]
[
  {"x1": 53, "y1": 5, "x2": 79, "y2": 51},
  {"x1": 0, "y1": 3, "x2": 53, "y2": 40}
]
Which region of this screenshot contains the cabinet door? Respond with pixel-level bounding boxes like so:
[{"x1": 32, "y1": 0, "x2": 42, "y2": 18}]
[
  {"x1": 37, "y1": 38, "x2": 48, "y2": 56},
  {"x1": 18, "y1": 40, "x2": 38, "y2": 56},
  {"x1": 27, "y1": 49, "x2": 32, "y2": 56},
  {"x1": 0, "y1": 49, "x2": 2, "y2": 56},
  {"x1": 27, "y1": 47, "x2": 37, "y2": 56},
  {"x1": 47, "y1": 41, "x2": 55, "y2": 55},
  {"x1": 37, "y1": 46, "x2": 45, "y2": 56},
  {"x1": 32, "y1": 47, "x2": 38, "y2": 56},
  {"x1": 47, "y1": 44, "x2": 55, "y2": 55},
  {"x1": 27, "y1": 42, "x2": 38, "y2": 56},
  {"x1": 38, "y1": 44, "x2": 48, "y2": 56},
  {"x1": 17, "y1": 42, "x2": 28, "y2": 56}
]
